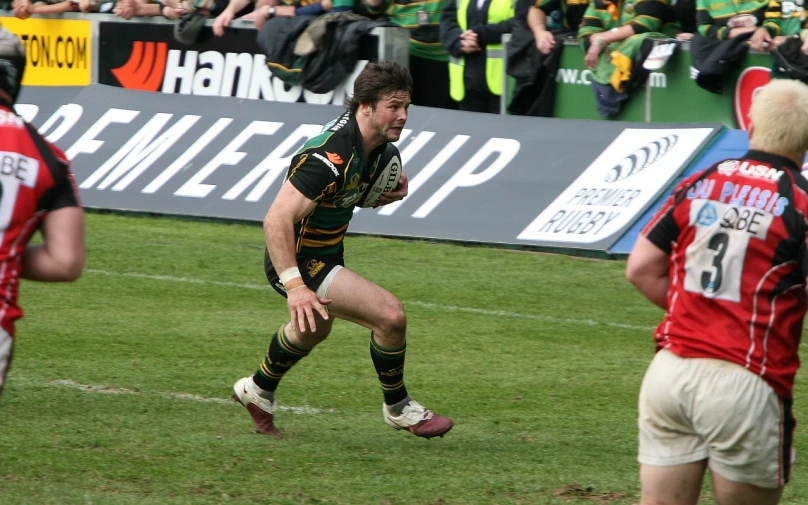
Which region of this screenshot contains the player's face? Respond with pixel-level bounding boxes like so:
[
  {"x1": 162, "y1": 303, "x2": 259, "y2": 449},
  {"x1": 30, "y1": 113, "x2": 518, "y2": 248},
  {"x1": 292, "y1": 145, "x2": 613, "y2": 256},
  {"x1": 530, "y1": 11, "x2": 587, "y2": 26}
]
[{"x1": 370, "y1": 91, "x2": 410, "y2": 143}]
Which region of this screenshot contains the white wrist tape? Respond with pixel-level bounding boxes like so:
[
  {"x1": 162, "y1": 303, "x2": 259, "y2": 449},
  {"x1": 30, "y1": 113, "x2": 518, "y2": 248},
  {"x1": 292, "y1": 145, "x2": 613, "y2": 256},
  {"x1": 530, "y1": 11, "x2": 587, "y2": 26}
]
[{"x1": 279, "y1": 267, "x2": 302, "y2": 286}]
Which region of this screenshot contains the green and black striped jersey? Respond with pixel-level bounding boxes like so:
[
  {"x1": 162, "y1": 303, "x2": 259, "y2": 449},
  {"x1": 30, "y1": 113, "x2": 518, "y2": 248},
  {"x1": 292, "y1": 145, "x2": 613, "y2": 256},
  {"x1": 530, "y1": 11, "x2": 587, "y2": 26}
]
[
  {"x1": 696, "y1": 0, "x2": 769, "y2": 38},
  {"x1": 762, "y1": 0, "x2": 806, "y2": 36},
  {"x1": 284, "y1": 111, "x2": 387, "y2": 256},
  {"x1": 386, "y1": 0, "x2": 450, "y2": 61},
  {"x1": 577, "y1": 0, "x2": 678, "y2": 40}
]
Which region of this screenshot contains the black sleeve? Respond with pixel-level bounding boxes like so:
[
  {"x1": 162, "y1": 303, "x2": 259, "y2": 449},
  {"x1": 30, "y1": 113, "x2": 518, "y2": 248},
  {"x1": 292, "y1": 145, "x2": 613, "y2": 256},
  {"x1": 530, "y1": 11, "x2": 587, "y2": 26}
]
[
  {"x1": 440, "y1": 0, "x2": 465, "y2": 58},
  {"x1": 644, "y1": 208, "x2": 679, "y2": 254},
  {"x1": 286, "y1": 150, "x2": 342, "y2": 202},
  {"x1": 25, "y1": 123, "x2": 80, "y2": 212},
  {"x1": 473, "y1": 16, "x2": 515, "y2": 46},
  {"x1": 38, "y1": 166, "x2": 80, "y2": 212}
]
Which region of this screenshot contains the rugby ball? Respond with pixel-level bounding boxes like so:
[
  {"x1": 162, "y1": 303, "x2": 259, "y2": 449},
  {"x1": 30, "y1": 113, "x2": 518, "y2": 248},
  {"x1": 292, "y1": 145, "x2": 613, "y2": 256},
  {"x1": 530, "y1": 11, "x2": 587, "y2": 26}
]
[{"x1": 357, "y1": 144, "x2": 402, "y2": 208}]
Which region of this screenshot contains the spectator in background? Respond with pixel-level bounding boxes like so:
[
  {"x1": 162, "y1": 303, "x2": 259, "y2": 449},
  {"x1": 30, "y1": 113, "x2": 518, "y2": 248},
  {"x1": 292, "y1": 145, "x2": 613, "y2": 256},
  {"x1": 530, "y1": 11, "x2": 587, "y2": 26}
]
[
  {"x1": 505, "y1": 0, "x2": 576, "y2": 116},
  {"x1": 696, "y1": 0, "x2": 768, "y2": 41},
  {"x1": 73, "y1": 0, "x2": 165, "y2": 17},
  {"x1": 528, "y1": 0, "x2": 587, "y2": 53},
  {"x1": 673, "y1": 0, "x2": 697, "y2": 37},
  {"x1": 12, "y1": 0, "x2": 78, "y2": 18},
  {"x1": 109, "y1": 0, "x2": 181, "y2": 18},
  {"x1": 213, "y1": 0, "x2": 381, "y2": 36},
  {"x1": 75, "y1": 0, "x2": 116, "y2": 13},
  {"x1": 576, "y1": 0, "x2": 679, "y2": 117},
  {"x1": 577, "y1": 0, "x2": 679, "y2": 69},
  {"x1": 690, "y1": 0, "x2": 768, "y2": 93},
  {"x1": 439, "y1": 0, "x2": 514, "y2": 113},
  {"x1": 749, "y1": 0, "x2": 807, "y2": 53},
  {"x1": 386, "y1": 0, "x2": 456, "y2": 109}
]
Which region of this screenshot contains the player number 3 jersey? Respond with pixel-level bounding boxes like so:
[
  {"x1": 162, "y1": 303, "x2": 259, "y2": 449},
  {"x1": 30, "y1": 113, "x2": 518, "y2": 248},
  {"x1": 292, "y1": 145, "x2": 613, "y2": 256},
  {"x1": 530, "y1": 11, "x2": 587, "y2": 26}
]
[{"x1": 642, "y1": 150, "x2": 808, "y2": 398}]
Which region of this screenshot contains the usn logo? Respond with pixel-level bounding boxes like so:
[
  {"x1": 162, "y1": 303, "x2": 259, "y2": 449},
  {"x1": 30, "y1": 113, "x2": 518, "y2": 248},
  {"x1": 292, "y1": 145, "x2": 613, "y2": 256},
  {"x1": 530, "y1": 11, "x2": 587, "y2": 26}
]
[
  {"x1": 604, "y1": 135, "x2": 678, "y2": 183},
  {"x1": 717, "y1": 160, "x2": 783, "y2": 181}
]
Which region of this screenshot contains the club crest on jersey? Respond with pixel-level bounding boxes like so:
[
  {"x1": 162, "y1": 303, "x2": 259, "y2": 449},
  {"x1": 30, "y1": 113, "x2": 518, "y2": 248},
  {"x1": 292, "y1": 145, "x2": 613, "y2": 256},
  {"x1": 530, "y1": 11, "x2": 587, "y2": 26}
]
[
  {"x1": 696, "y1": 202, "x2": 718, "y2": 226},
  {"x1": 345, "y1": 173, "x2": 361, "y2": 190},
  {"x1": 717, "y1": 160, "x2": 783, "y2": 181}
]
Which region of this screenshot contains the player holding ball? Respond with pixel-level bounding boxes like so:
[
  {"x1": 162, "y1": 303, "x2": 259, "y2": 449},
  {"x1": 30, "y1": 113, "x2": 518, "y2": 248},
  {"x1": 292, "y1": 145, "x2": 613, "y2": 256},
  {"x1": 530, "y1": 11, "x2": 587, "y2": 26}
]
[{"x1": 231, "y1": 60, "x2": 454, "y2": 440}]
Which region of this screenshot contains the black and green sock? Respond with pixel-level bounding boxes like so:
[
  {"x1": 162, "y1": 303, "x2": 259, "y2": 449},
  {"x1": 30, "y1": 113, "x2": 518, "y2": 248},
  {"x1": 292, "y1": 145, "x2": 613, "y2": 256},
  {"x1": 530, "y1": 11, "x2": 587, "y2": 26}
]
[
  {"x1": 252, "y1": 325, "x2": 310, "y2": 392},
  {"x1": 370, "y1": 332, "x2": 408, "y2": 406}
]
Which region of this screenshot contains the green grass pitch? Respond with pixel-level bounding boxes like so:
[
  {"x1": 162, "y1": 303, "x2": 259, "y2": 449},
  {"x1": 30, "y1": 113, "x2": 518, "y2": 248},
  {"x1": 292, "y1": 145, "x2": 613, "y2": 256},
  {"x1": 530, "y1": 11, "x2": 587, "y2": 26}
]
[{"x1": 0, "y1": 213, "x2": 805, "y2": 505}]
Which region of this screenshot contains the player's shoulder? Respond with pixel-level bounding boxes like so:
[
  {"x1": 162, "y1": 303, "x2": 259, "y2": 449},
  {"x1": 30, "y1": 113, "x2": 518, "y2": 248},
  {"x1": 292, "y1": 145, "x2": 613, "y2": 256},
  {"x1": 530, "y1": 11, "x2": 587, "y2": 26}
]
[
  {"x1": 44, "y1": 139, "x2": 70, "y2": 168},
  {"x1": 300, "y1": 113, "x2": 355, "y2": 157}
]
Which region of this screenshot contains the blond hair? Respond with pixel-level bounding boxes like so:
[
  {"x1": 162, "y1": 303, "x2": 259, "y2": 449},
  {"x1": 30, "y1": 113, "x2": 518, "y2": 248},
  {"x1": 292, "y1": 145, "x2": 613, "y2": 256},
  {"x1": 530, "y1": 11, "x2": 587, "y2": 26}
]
[{"x1": 749, "y1": 79, "x2": 808, "y2": 156}]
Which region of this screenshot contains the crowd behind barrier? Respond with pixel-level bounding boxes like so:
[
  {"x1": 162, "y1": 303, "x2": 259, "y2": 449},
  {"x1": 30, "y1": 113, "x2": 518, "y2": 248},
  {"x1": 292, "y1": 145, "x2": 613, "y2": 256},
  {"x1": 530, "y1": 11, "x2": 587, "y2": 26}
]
[{"x1": 1, "y1": 0, "x2": 806, "y2": 126}]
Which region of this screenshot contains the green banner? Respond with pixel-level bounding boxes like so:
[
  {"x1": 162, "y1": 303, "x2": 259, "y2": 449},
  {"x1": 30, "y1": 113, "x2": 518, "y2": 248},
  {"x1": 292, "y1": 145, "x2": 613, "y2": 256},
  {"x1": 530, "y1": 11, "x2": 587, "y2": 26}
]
[{"x1": 508, "y1": 41, "x2": 773, "y2": 127}]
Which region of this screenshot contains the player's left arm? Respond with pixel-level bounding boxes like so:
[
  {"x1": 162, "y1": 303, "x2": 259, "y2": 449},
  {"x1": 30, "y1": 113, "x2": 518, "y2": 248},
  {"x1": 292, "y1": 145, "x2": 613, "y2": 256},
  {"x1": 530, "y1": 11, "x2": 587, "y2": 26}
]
[
  {"x1": 626, "y1": 234, "x2": 669, "y2": 309},
  {"x1": 377, "y1": 170, "x2": 408, "y2": 207}
]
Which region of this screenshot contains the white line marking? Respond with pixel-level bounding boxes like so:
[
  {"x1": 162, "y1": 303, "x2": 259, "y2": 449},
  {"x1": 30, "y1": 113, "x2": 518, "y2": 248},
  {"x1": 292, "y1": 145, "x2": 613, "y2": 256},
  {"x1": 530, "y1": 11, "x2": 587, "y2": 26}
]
[
  {"x1": 86, "y1": 268, "x2": 271, "y2": 291},
  {"x1": 11, "y1": 377, "x2": 333, "y2": 414},
  {"x1": 405, "y1": 301, "x2": 655, "y2": 331},
  {"x1": 84, "y1": 269, "x2": 656, "y2": 332}
]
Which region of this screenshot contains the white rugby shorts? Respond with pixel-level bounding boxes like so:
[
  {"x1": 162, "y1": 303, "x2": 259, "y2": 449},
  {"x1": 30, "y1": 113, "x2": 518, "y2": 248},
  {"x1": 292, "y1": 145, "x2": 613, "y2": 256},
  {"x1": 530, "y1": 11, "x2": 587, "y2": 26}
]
[
  {"x1": 638, "y1": 349, "x2": 795, "y2": 488},
  {"x1": 0, "y1": 326, "x2": 13, "y2": 395}
]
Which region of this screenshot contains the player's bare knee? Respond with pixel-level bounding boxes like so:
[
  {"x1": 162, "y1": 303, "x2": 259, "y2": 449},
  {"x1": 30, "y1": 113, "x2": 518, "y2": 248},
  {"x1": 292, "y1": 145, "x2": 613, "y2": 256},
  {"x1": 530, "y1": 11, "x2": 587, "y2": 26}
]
[
  {"x1": 286, "y1": 323, "x2": 330, "y2": 350},
  {"x1": 376, "y1": 300, "x2": 407, "y2": 340}
]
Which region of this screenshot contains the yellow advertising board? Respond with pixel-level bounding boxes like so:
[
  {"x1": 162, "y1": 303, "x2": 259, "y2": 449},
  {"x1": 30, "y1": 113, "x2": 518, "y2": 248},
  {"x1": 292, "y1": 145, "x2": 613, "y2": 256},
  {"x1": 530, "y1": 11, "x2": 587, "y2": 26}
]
[{"x1": 0, "y1": 17, "x2": 91, "y2": 86}]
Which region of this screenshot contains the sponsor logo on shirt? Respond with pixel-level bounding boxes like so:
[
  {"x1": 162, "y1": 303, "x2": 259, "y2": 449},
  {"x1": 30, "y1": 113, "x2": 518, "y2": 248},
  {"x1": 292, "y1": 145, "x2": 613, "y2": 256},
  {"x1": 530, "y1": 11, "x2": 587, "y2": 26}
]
[
  {"x1": 326, "y1": 151, "x2": 344, "y2": 165},
  {"x1": 312, "y1": 152, "x2": 340, "y2": 176},
  {"x1": 717, "y1": 160, "x2": 783, "y2": 181}
]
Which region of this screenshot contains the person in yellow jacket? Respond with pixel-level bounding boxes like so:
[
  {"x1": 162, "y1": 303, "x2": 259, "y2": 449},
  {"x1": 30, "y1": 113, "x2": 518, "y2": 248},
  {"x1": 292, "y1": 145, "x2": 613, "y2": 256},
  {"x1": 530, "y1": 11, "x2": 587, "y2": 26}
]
[{"x1": 440, "y1": 0, "x2": 515, "y2": 113}]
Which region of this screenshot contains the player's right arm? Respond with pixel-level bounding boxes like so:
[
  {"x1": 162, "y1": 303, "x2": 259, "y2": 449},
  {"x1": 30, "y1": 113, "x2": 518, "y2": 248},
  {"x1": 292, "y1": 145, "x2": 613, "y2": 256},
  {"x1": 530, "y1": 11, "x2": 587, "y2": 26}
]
[
  {"x1": 22, "y1": 206, "x2": 85, "y2": 282},
  {"x1": 264, "y1": 180, "x2": 331, "y2": 333},
  {"x1": 22, "y1": 144, "x2": 85, "y2": 283},
  {"x1": 626, "y1": 234, "x2": 669, "y2": 309}
]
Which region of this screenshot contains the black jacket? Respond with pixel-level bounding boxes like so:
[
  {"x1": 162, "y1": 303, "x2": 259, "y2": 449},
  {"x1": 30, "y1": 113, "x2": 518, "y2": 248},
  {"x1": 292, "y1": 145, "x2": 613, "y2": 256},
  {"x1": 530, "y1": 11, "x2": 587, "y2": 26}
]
[
  {"x1": 690, "y1": 32, "x2": 752, "y2": 94},
  {"x1": 258, "y1": 14, "x2": 394, "y2": 94},
  {"x1": 506, "y1": 17, "x2": 564, "y2": 116},
  {"x1": 440, "y1": 0, "x2": 514, "y2": 94},
  {"x1": 774, "y1": 36, "x2": 808, "y2": 84}
]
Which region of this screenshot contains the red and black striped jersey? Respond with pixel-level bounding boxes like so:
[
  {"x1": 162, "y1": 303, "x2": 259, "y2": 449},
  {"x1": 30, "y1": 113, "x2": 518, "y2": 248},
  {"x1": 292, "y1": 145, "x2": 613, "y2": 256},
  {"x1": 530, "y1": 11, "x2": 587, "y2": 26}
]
[
  {"x1": 643, "y1": 150, "x2": 808, "y2": 398},
  {"x1": 0, "y1": 105, "x2": 80, "y2": 336}
]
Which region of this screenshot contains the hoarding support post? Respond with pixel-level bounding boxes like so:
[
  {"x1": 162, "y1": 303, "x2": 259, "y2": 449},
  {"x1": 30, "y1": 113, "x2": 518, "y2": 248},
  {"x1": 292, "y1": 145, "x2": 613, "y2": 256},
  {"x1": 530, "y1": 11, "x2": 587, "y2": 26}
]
[{"x1": 501, "y1": 34, "x2": 511, "y2": 115}]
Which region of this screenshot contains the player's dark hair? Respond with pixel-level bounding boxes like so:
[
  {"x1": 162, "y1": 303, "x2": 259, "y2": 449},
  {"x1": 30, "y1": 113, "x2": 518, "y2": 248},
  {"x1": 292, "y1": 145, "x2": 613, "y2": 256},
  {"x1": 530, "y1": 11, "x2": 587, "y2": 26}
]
[{"x1": 345, "y1": 61, "x2": 413, "y2": 114}]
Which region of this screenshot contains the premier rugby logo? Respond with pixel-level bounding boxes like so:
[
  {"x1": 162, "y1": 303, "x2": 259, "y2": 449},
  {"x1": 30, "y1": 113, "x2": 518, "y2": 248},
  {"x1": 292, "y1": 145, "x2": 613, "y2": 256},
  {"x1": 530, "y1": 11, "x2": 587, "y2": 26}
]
[
  {"x1": 603, "y1": 134, "x2": 678, "y2": 183},
  {"x1": 111, "y1": 41, "x2": 168, "y2": 92}
]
